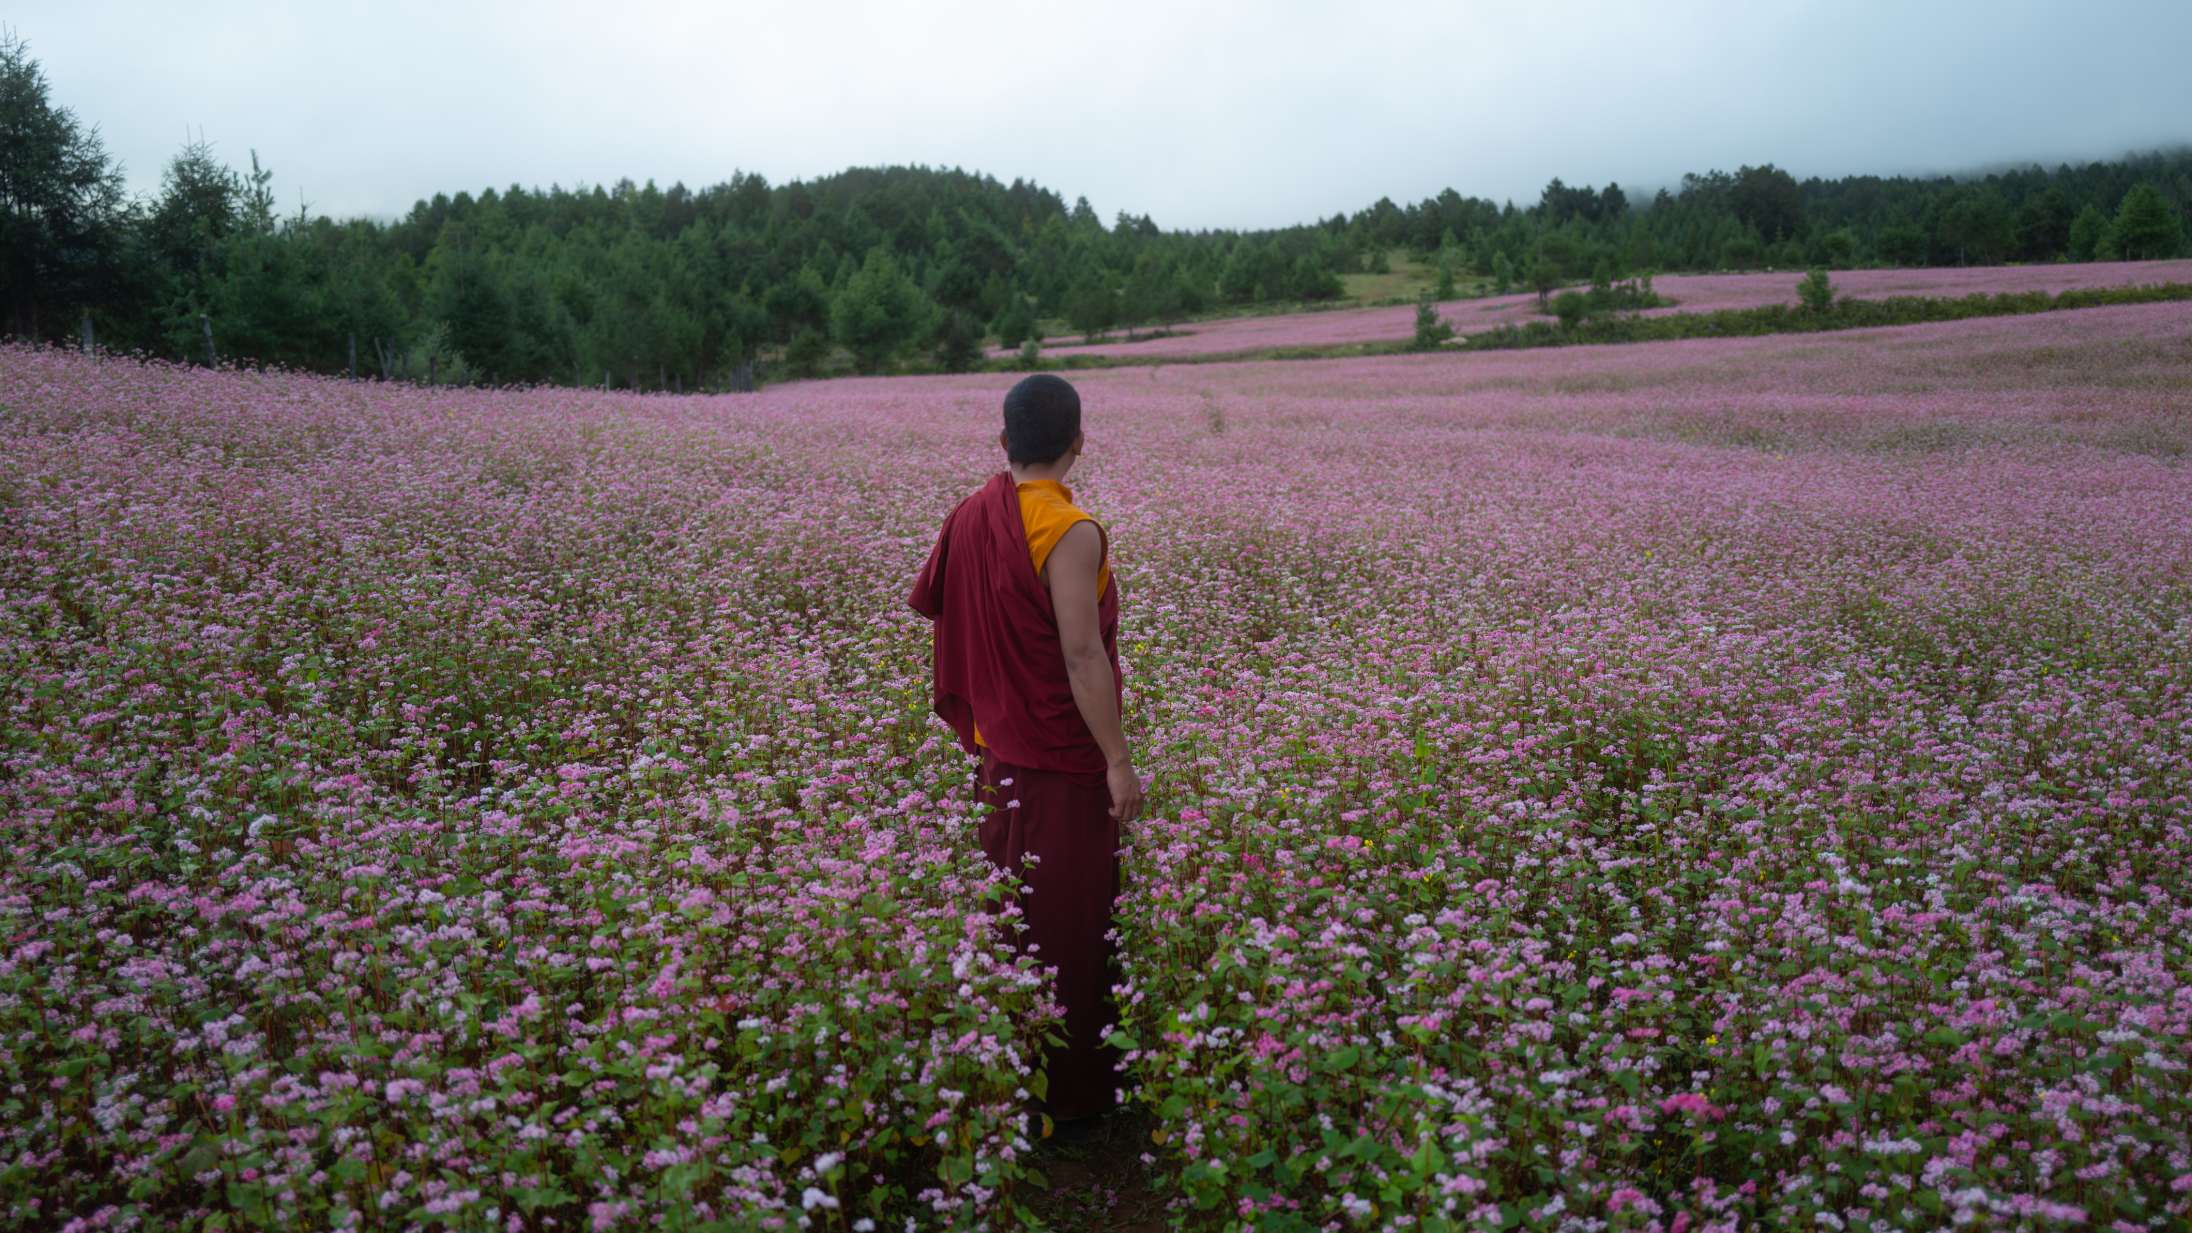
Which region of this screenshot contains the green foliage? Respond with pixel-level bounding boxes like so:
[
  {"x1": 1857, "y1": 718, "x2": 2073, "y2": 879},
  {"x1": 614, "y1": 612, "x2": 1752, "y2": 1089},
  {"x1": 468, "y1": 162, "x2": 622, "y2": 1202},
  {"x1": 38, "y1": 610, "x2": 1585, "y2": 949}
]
[
  {"x1": 1408, "y1": 297, "x2": 1454, "y2": 350},
  {"x1": 2109, "y1": 182, "x2": 2185, "y2": 261},
  {"x1": 1728, "y1": 164, "x2": 1804, "y2": 240},
  {"x1": 830, "y1": 246, "x2": 932, "y2": 372},
  {"x1": 1720, "y1": 233, "x2": 1764, "y2": 270},
  {"x1": 1937, "y1": 186, "x2": 2016, "y2": 266},
  {"x1": 2015, "y1": 186, "x2": 2073, "y2": 261},
  {"x1": 0, "y1": 32, "x2": 129, "y2": 339},
  {"x1": 2067, "y1": 203, "x2": 2109, "y2": 262},
  {"x1": 1016, "y1": 336, "x2": 1041, "y2": 370},
  {"x1": 930, "y1": 309, "x2": 982, "y2": 373},
  {"x1": 990, "y1": 294, "x2": 1036, "y2": 350},
  {"x1": 1065, "y1": 277, "x2": 1117, "y2": 341},
  {"x1": 1550, "y1": 290, "x2": 1589, "y2": 329},
  {"x1": 400, "y1": 320, "x2": 476, "y2": 385},
  {"x1": 1876, "y1": 223, "x2": 1927, "y2": 267},
  {"x1": 14, "y1": 39, "x2": 2192, "y2": 381},
  {"x1": 1290, "y1": 253, "x2": 1343, "y2": 301},
  {"x1": 782, "y1": 326, "x2": 831, "y2": 379},
  {"x1": 1814, "y1": 227, "x2": 1858, "y2": 267},
  {"x1": 1797, "y1": 267, "x2": 1836, "y2": 312}
]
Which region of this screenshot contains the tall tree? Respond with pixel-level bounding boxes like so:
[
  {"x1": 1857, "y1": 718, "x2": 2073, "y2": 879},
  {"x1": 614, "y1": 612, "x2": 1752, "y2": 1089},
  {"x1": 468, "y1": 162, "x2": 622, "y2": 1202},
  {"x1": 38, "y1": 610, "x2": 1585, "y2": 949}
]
[
  {"x1": 0, "y1": 32, "x2": 128, "y2": 338},
  {"x1": 1936, "y1": 187, "x2": 2015, "y2": 266},
  {"x1": 1729, "y1": 164, "x2": 1803, "y2": 242},
  {"x1": 2109, "y1": 182, "x2": 2185, "y2": 261},
  {"x1": 830, "y1": 245, "x2": 931, "y2": 372},
  {"x1": 2014, "y1": 186, "x2": 2072, "y2": 261}
]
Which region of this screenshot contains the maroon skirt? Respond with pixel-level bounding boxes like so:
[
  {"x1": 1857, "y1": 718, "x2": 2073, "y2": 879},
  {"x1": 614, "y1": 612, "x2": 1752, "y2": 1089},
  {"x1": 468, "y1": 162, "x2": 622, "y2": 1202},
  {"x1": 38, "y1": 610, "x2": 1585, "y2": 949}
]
[{"x1": 975, "y1": 747, "x2": 1124, "y2": 1122}]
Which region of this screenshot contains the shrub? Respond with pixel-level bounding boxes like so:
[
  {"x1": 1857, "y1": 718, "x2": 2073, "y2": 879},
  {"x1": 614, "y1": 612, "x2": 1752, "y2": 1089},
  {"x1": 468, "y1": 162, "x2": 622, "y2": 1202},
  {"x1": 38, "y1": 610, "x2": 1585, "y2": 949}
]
[
  {"x1": 1798, "y1": 268, "x2": 1836, "y2": 313},
  {"x1": 782, "y1": 326, "x2": 831, "y2": 378},
  {"x1": 1409, "y1": 298, "x2": 1455, "y2": 350},
  {"x1": 1551, "y1": 290, "x2": 1590, "y2": 329}
]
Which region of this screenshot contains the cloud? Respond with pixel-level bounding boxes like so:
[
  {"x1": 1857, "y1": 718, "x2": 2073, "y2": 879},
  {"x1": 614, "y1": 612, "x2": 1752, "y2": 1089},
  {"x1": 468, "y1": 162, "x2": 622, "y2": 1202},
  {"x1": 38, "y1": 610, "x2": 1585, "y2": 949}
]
[{"x1": 20, "y1": 0, "x2": 2192, "y2": 230}]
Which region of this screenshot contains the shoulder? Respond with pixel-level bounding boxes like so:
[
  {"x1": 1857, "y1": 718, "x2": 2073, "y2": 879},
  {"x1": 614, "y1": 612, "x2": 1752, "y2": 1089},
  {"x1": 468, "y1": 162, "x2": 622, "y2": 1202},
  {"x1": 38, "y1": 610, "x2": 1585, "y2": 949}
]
[{"x1": 1049, "y1": 518, "x2": 1104, "y2": 570}]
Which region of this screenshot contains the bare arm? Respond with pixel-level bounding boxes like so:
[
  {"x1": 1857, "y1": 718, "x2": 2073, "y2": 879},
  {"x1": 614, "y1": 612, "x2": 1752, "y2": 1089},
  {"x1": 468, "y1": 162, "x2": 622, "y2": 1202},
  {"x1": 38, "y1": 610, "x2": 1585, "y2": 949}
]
[{"x1": 1047, "y1": 521, "x2": 1142, "y2": 823}]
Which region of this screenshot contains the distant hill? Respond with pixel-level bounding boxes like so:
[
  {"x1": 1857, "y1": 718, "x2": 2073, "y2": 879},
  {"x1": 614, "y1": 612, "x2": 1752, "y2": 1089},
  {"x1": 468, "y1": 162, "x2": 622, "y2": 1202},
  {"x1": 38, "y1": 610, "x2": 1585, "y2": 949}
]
[{"x1": 6, "y1": 35, "x2": 2187, "y2": 384}]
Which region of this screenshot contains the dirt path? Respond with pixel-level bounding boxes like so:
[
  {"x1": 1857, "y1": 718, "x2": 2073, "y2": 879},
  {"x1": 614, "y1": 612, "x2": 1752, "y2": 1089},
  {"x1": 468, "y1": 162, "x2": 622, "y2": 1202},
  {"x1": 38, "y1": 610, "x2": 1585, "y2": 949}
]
[{"x1": 1024, "y1": 1106, "x2": 1173, "y2": 1231}]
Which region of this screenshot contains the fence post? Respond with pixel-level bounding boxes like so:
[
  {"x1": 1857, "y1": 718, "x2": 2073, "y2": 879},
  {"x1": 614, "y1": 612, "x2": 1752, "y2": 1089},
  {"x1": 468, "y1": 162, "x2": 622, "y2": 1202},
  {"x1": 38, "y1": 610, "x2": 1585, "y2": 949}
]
[
  {"x1": 348, "y1": 333, "x2": 358, "y2": 379},
  {"x1": 201, "y1": 314, "x2": 216, "y2": 367},
  {"x1": 429, "y1": 355, "x2": 438, "y2": 386},
  {"x1": 81, "y1": 312, "x2": 94, "y2": 354}
]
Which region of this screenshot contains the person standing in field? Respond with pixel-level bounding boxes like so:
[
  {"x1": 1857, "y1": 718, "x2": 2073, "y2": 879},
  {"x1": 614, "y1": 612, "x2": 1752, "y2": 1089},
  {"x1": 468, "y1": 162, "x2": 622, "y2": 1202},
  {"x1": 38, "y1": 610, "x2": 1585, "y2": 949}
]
[{"x1": 907, "y1": 373, "x2": 1145, "y2": 1133}]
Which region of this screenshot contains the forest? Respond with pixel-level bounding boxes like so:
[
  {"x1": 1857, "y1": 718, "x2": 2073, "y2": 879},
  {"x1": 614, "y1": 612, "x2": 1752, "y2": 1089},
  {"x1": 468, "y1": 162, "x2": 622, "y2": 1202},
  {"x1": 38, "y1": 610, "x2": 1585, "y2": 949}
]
[{"x1": 5, "y1": 33, "x2": 2189, "y2": 387}]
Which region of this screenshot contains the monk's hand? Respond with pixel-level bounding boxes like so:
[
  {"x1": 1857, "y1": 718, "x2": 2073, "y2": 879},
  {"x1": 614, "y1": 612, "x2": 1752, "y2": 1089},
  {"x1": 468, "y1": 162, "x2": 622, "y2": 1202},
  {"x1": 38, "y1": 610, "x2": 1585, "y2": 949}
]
[{"x1": 1106, "y1": 758, "x2": 1145, "y2": 827}]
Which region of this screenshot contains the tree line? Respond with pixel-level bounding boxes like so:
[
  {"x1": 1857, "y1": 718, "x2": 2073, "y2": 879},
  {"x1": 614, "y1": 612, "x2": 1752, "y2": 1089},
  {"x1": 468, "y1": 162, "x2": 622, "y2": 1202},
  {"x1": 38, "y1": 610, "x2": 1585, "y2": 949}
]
[{"x1": 4, "y1": 33, "x2": 2187, "y2": 387}]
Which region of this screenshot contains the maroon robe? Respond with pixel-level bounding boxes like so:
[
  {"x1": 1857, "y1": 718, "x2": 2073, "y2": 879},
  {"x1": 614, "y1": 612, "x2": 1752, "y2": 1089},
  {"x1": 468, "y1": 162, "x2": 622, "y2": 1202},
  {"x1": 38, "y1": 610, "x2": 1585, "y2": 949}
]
[{"x1": 908, "y1": 470, "x2": 1126, "y2": 1121}]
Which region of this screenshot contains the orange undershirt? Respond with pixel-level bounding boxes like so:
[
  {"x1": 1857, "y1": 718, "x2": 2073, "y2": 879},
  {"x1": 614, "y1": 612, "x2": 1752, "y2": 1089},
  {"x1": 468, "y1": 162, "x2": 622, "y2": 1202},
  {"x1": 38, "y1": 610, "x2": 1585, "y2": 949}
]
[{"x1": 973, "y1": 478, "x2": 1109, "y2": 749}]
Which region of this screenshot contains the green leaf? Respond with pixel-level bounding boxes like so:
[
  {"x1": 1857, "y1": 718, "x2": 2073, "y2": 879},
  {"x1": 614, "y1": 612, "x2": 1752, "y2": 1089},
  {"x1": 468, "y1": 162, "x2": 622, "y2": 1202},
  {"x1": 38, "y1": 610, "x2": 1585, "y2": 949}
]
[{"x1": 1103, "y1": 1030, "x2": 1139, "y2": 1051}]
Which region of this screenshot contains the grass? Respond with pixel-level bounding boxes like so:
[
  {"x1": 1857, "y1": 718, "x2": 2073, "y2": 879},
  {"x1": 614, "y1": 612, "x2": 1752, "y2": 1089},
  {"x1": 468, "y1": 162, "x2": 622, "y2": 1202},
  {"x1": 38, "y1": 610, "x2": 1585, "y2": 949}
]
[{"x1": 1339, "y1": 248, "x2": 1499, "y2": 305}]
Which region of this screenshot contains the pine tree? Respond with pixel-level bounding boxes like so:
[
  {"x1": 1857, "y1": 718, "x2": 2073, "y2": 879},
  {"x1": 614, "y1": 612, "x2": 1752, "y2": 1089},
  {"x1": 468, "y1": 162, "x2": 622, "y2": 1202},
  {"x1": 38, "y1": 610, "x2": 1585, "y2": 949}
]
[
  {"x1": 931, "y1": 310, "x2": 982, "y2": 372},
  {"x1": 830, "y1": 246, "x2": 932, "y2": 372},
  {"x1": 2066, "y1": 204, "x2": 2108, "y2": 262},
  {"x1": 991, "y1": 293, "x2": 1035, "y2": 350},
  {"x1": 1409, "y1": 295, "x2": 1454, "y2": 350},
  {"x1": 2108, "y1": 183, "x2": 2186, "y2": 262},
  {"x1": 0, "y1": 32, "x2": 128, "y2": 339}
]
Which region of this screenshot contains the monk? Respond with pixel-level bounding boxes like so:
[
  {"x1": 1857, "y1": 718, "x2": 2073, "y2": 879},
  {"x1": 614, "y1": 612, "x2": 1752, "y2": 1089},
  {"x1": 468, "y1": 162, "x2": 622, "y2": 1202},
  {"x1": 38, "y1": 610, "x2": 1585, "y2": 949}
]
[{"x1": 906, "y1": 373, "x2": 1145, "y2": 1132}]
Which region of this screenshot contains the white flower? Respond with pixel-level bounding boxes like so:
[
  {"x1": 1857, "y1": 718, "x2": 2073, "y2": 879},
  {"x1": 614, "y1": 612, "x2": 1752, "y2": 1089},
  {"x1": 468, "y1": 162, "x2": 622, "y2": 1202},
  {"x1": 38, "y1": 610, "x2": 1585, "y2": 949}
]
[{"x1": 801, "y1": 1187, "x2": 839, "y2": 1211}]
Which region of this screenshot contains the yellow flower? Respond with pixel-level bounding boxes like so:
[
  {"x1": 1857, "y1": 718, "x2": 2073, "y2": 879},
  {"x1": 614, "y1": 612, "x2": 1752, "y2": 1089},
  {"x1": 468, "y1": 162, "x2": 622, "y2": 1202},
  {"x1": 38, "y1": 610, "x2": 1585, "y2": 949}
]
[{"x1": 1706, "y1": 1034, "x2": 1719, "y2": 1046}]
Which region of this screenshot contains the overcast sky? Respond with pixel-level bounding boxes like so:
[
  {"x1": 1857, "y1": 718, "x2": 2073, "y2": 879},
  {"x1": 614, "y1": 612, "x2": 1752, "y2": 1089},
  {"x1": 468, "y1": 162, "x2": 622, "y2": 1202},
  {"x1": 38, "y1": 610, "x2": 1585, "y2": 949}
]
[{"x1": 16, "y1": 0, "x2": 2192, "y2": 231}]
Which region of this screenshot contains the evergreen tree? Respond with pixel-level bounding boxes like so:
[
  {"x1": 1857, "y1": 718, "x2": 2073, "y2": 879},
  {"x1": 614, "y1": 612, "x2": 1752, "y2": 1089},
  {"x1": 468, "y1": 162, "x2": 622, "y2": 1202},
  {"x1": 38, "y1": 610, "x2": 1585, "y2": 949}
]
[
  {"x1": 0, "y1": 32, "x2": 129, "y2": 339},
  {"x1": 1409, "y1": 295, "x2": 1454, "y2": 349},
  {"x1": 1289, "y1": 253, "x2": 1342, "y2": 301},
  {"x1": 1797, "y1": 268, "x2": 1835, "y2": 312},
  {"x1": 931, "y1": 309, "x2": 982, "y2": 372},
  {"x1": 782, "y1": 326, "x2": 831, "y2": 379},
  {"x1": 991, "y1": 293, "x2": 1035, "y2": 350},
  {"x1": 2109, "y1": 182, "x2": 2185, "y2": 261},
  {"x1": 1065, "y1": 276, "x2": 1117, "y2": 341},
  {"x1": 2014, "y1": 186, "x2": 2072, "y2": 261},
  {"x1": 1936, "y1": 187, "x2": 2015, "y2": 265},
  {"x1": 2066, "y1": 203, "x2": 2109, "y2": 262},
  {"x1": 1728, "y1": 165, "x2": 1803, "y2": 241},
  {"x1": 830, "y1": 245, "x2": 931, "y2": 372},
  {"x1": 1531, "y1": 231, "x2": 1582, "y2": 308},
  {"x1": 1877, "y1": 223, "x2": 1927, "y2": 267}
]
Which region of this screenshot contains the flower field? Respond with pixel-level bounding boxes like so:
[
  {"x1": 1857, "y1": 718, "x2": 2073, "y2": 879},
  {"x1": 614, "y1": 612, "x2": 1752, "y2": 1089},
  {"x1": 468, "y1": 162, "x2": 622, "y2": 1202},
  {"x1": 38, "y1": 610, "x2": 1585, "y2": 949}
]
[
  {"x1": 4, "y1": 300, "x2": 2192, "y2": 1231},
  {"x1": 1004, "y1": 258, "x2": 2192, "y2": 361}
]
